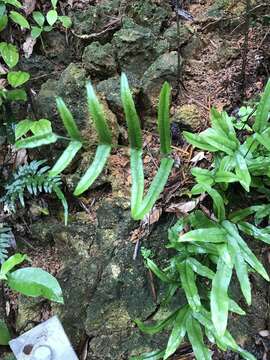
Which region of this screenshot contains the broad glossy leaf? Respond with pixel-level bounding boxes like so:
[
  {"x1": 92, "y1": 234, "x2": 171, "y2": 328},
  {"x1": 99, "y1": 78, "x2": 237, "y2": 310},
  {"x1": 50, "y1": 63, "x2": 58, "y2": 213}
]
[
  {"x1": 187, "y1": 257, "x2": 215, "y2": 279},
  {"x1": 31, "y1": 26, "x2": 42, "y2": 39},
  {"x1": 146, "y1": 258, "x2": 171, "y2": 283},
  {"x1": 6, "y1": 89, "x2": 27, "y2": 101},
  {"x1": 197, "y1": 128, "x2": 237, "y2": 155},
  {"x1": 0, "y1": 15, "x2": 8, "y2": 31},
  {"x1": 121, "y1": 73, "x2": 142, "y2": 149},
  {"x1": 74, "y1": 144, "x2": 111, "y2": 195},
  {"x1": 223, "y1": 221, "x2": 251, "y2": 305},
  {"x1": 179, "y1": 228, "x2": 227, "y2": 243},
  {"x1": 33, "y1": 11, "x2": 45, "y2": 27},
  {"x1": 214, "y1": 170, "x2": 238, "y2": 183},
  {"x1": 86, "y1": 83, "x2": 112, "y2": 144},
  {"x1": 163, "y1": 306, "x2": 190, "y2": 359},
  {"x1": 210, "y1": 257, "x2": 232, "y2": 337},
  {"x1": 7, "y1": 71, "x2": 30, "y2": 88},
  {"x1": 178, "y1": 261, "x2": 201, "y2": 311},
  {"x1": 46, "y1": 9, "x2": 57, "y2": 26},
  {"x1": 235, "y1": 153, "x2": 251, "y2": 191},
  {"x1": 189, "y1": 210, "x2": 217, "y2": 229},
  {"x1": 134, "y1": 158, "x2": 174, "y2": 220},
  {"x1": 49, "y1": 140, "x2": 82, "y2": 177},
  {"x1": 10, "y1": 10, "x2": 30, "y2": 28},
  {"x1": 0, "y1": 42, "x2": 19, "y2": 68},
  {"x1": 253, "y1": 79, "x2": 270, "y2": 133},
  {"x1": 1, "y1": 253, "x2": 26, "y2": 275},
  {"x1": 55, "y1": 98, "x2": 82, "y2": 141},
  {"x1": 0, "y1": 320, "x2": 10, "y2": 345},
  {"x1": 210, "y1": 108, "x2": 236, "y2": 143},
  {"x1": 186, "y1": 317, "x2": 211, "y2": 360},
  {"x1": 135, "y1": 309, "x2": 178, "y2": 335},
  {"x1": 235, "y1": 231, "x2": 269, "y2": 281},
  {"x1": 157, "y1": 82, "x2": 171, "y2": 155},
  {"x1": 7, "y1": 267, "x2": 63, "y2": 303},
  {"x1": 5, "y1": 0, "x2": 22, "y2": 6}
]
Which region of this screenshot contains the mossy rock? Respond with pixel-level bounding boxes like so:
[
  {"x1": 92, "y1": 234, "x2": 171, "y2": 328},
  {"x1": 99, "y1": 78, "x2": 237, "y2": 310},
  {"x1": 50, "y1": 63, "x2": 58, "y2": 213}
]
[
  {"x1": 82, "y1": 42, "x2": 117, "y2": 79},
  {"x1": 163, "y1": 22, "x2": 193, "y2": 51},
  {"x1": 172, "y1": 104, "x2": 201, "y2": 131}
]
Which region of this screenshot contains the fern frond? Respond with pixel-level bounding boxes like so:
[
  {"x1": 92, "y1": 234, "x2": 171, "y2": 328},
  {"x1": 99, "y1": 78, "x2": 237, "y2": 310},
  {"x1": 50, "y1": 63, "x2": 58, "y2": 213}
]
[
  {"x1": 1, "y1": 160, "x2": 68, "y2": 224},
  {"x1": 0, "y1": 226, "x2": 13, "y2": 264}
]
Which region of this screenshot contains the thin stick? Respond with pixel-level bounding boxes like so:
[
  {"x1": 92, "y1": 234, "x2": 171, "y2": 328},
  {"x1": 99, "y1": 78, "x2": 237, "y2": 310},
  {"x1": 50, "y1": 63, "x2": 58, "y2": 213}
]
[
  {"x1": 240, "y1": 0, "x2": 251, "y2": 100},
  {"x1": 175, "y1": 0, "x2": 182, "y2": 99}
]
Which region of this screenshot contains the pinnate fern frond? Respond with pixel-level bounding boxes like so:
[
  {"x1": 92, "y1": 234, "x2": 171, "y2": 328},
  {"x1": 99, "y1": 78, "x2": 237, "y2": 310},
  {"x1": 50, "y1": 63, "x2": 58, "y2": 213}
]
[{"x1": 0, "y1": 226, "x2": 13, "y2": 264}]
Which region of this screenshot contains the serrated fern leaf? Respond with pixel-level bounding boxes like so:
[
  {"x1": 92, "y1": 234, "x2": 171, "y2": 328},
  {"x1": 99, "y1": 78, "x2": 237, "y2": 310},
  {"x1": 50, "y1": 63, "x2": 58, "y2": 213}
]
[{"x1": 0, "y1": 226, "x2": 13, "y2": 264}]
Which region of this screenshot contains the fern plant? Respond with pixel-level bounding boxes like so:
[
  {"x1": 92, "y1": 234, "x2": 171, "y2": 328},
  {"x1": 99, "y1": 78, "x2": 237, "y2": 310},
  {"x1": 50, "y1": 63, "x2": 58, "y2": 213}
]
[
  {"x1": 134, "y1": 79, "x2": 270, "y2": 360},
  {"x1": 1, "y1": 160, "x2": 68, "y2": 224},
  {"x1": 15, "y1": 73, "x2": 173, "y2": 221}
]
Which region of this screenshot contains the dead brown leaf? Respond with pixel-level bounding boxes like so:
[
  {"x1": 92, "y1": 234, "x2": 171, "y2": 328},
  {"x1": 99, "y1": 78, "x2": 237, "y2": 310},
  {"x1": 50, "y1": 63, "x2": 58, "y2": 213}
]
[{"x1": 22, "y1": 35, "x2": 37, "y2": 58}]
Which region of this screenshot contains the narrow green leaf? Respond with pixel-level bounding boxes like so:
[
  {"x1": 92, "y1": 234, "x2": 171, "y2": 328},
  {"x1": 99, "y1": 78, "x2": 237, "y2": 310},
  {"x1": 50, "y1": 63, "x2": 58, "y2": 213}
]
[
  {"x1": 186, "y1": 317, "x2": 211, "y2": 360},
  {"x1": 53, "y1": 186, "x2": 68, "y2": 226},
  {"x1": 235, "y1": 230, "x2": 269, "y2": 281},
  {"x1": 15, "y1": 119, "x2": 34, "y2": 140},
  {"x1": 179, "y1": 228, "x2": 227, "y2": 243},
  {"x1": 202, "y1": 185, "x2": 225, "y2": 222},
  {"x1": 253, "y1": 79, "x2": 270, "y2": 133},
  {"x1": 56, "y1": 97, "x2": 82, "y2": 141},
  {"x1": 197, "y1": 128, "x2": 237, "y2": 155},
  {"x1": 229, "y1": 298, "x2": 246, "y2": 315},
  {"x1": 183, "y1": 131, "x2": 218, "y2": 152},
  {"x1": 121, "y1": 73, "x2": 142, "y2": 149},
  {"x1": 238, "y1": 222, "x2": 270, "y2": 245},
  {"x1": 1, "y1": 253, "x2": 26, "y2": 275},
  {"x1": 130, "y1": 148, "x2": 144, "y2": 218},
  {"x1": 86, "y1": 82, "x2": 112, "y2": 144},
  {"x1": 10, "y1": 10, "x2": 30, "y2": 28},
  {"x1": 5, "y1": 0, "x2": 22, "y2": 7},
  {"x1": 74, "y1": 144, "x2": 111, "y2": 195},
  {"x1": 0, "y1": 15, "x2": 8, "y2": 31},
  {"x1": 130, "y1": 350, "x2": 165, "y2": 360},
  {"x1": 163, "y1": 306, "x2": 190, "y2": 359},
  {"x1": 178, "y1": 261, "x2": 201, "y2": 311},
  {"x1": 157, "y1": 82, "x2": 171, "y2": 155},
  {"x1": 210, "y1": 257, "x2": 232, "y2": 337},
  {"x1": 187, "y1": 257, "x2": 215, "y2": 279},
  {"x1": 135, "y1": 309, "x2": 178, "y2": 335},
  {"x1": 16, "y1": 132, "x2": 57, "y2": 148},
  {"x1": 49, "y1": 141, "x2": 82, "y2": 177},
  {"x1": 7, "y1": 267, "x2": 64, "y2": 303},
  {"x1": 0, "y1": 320, "x2": 10, "y2": 345},
  {"x1": 229, "y1": 206, "x2": 260, "y2": 223},
  {"x1": 235, "y1": 153, "x2": 251, "y2": 192},
  {"x1": 223, "y1": 221, "x2": 251, "y2": 305},
  {"x1": 146, "y1": 258, "x2": 172, "y2": 283},
  {"x1": 133, "y1": 158, "x2": 174, "y2": 220}
]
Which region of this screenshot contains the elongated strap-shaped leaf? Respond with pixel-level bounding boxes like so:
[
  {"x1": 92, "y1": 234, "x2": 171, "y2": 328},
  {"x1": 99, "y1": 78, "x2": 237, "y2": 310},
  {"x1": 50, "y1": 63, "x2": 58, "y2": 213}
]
[
  {"x1": 121, "y1": 73, "x2": 142, "y2": 149},
  {"x1": 210, "y1": 257, "x2": 232, "y2": 337},
  {"x1": 186, "y1": 317, "x2": 211, "y2": 360},
  {"x1": 74, "y1": 144, "x2": 111, "y2": 196},
  {"x1": 238, "y1": 221, "x2": 270, "y2": 245},
  {"x1": 130, "y1": 349, "x2": 165, "y2": 360},
  {"x1": 187, "y1": 257, "x2": 215, "y2": 280},
  {"x1": 235, "y1": 153, "x2": 251, "y2": 192},
  {"x1": 56, "y1": 97, "x2": 82, "y2": 141},
  {"x1": 135, "y1": 309, "x2": 179, "y2": 335},
  {"x1": 146, "y1": 258, "x2": 172, "y2": 283},
  {"x1": 202, "y1": 185, "x2": 225, "y2": 222},
  {"x1": 16, "y1": 132, "x2": 58, "y2": 148},
  {"x1": 254, "y1": 132, "x2": 270, "y2": 152},
  {"x1": 253, "y1": 79, "x2": 270, "y2": 133},
  {"x1": 210, "y1": 108, "x2": 237, "y2": 143},
  {"x1": 229, "y1": 298, "x2": 246, "y2": 315},
  {"x1": 133, "y1": 158, "x2": 174, "y2": 220},
  {"x1": 49, "y1": 140, "x2": 82, "y2": 177},
  {"x1": 178, "y1": 261, "x2": 201, "y2": 311},
  {"x1": 229, "y1": 205, "x2": 261, "y2": 223},
  {"x1": 163, "y1": 305, "x2": 190, "y2": 359},
  {"x1": 158, "y1": 82, "x2": 171, "y2": 155},
  {"x1": 0, "y1": 320, "x2": 11, "y2": 345},
  {"x1": 223, "y1": 221, "x2": 251, "y2": 305},
  {"x1": 53, "y1": 186, "x2": 68, "y2": 226},
  {"x1": 86, "y1": 83, "x2": 112, "y2": 144},
  {"x1": 234, "y1": 228, "x2": 269, "y2": 281},
  {"x1": 183, "y1": 131, "x2": 218, "y2": 152},
  {"x1": 130, "y1": 148, "x2": 144, "y2": 218},
  {"x1": 179, "y1": 228, "x2": 227, "y2": 243}
]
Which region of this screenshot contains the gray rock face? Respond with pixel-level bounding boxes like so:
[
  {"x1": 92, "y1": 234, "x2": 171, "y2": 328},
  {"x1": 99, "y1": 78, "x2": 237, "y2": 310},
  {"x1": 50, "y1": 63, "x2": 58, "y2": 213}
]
[{"x1": 82, "y1": 42, "x2": 117, "y2": 79}]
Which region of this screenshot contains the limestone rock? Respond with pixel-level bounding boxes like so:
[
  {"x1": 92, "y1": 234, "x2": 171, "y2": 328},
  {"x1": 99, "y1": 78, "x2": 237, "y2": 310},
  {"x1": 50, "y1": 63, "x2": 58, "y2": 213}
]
[
  {"x1": 82, "y1": 42, "x2": 117, "y2": 79},
  {"x1": 163, "y1": 22, "x2": 193, "y2": 51},
  {"x1": 172, "y1": 104, "x2": 201, "y2": 131}
]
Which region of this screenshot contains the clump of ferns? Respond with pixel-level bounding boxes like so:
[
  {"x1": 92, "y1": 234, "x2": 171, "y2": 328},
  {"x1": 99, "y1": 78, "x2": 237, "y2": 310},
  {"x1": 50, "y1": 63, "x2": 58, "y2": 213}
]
[{"x1": 1, "y1": 160, "x2": 68, "y2": 224}]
